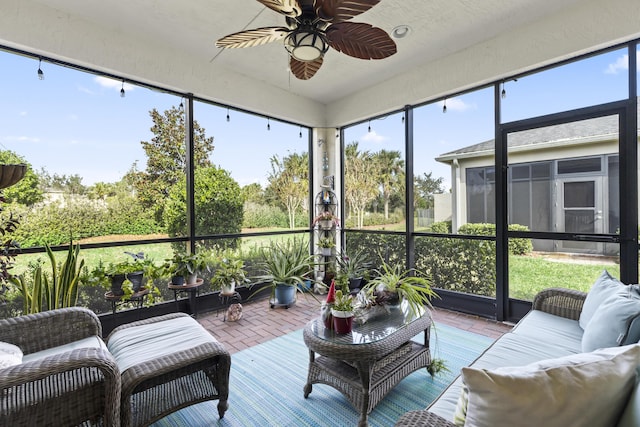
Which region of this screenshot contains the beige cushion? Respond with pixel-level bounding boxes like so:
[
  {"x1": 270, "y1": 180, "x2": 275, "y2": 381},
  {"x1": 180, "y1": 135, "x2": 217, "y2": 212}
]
[
  {"x1": 460, "y1": 344, "x2": 640, "y2": 427},
  {"x1": 0, "y1": 341, "x2": 23, "y2": 369},
  {"x1": 22, "y1": 336, "x2": 107, "y2": 363}
]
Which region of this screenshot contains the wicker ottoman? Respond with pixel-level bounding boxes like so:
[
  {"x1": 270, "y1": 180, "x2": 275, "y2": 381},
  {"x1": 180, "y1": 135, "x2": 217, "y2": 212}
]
[{"x1": 106, "y1": 313, "x2": 230, "y2": 427}]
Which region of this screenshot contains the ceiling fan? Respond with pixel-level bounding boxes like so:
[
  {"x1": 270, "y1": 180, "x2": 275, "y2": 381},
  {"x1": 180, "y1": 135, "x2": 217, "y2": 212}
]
[{"x1": 215, "y1": 0, "x2": 397, "y2": 80}]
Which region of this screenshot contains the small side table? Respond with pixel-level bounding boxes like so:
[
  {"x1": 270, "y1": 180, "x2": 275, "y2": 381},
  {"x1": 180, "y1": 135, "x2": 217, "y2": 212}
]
[
  {"x1": 104, "y1": 287, "x2": 150, "y2": 314},
  {"x1": 168, "y1": 278, "x2": 204, "y2": 317},
  {"x1": 218, "y1": 291, "x2": 242, "y2": 321}
]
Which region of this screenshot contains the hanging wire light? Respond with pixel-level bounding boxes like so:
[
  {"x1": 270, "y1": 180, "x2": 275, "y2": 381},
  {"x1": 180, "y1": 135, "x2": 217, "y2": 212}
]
[
  {"x1": 120, "y1": 80, "x2": 125, "y2": 98},
  {"x1": 368, "y1": 120, "x2": 371, "y2": 133},
  {"x1": 299, "y1": 126, "x2": 302, "y2": 138},
  {"x1": 267, "y1": 118, "x2": 271, "y2": 131},
  {"x1": 37, "y1": 58, "x2": 44, "y2": 80},
  {"x1": 501, "y1": 82, "x2": 506, "y2": 99},
  {"x1": 226, "y1": 107, "x2": 230, "y2": 122},
  {"x1": 442, "y1": 99, "x2": 447, "y2": 113}
]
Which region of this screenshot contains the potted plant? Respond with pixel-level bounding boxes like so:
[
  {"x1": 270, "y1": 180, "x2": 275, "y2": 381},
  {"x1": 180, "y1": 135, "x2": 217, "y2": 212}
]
[
  {"x1": 317, "y1": 237, "x2": 335, "y2": 256},
  {"x1": 252, "y1": 238, "x2": 316, "y2": 307},
  {"x1": 87, "y1": 252, "x2": 157, "y2": 298},
  {"x1": 361, "y1": 259, "x2": 438, "y2": 319},
  {"x1": 312, "y1": 211, "x2": 340, "y2": 229},
  {"x1": 331, "y1": 288, "x2": 355, "y2": 334},
  {"x1": 166, "y1": 252, "x2": 209, "y2": 285},
  {"x1": 211, "y1": 251, "x2": 248, "y2": 295},
  {"x1": 336, "y1": 249, "x2": 371, "y2": 292}
]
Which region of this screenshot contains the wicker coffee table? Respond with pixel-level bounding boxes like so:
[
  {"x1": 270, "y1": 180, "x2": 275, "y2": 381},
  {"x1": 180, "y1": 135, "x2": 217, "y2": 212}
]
[{"x1": 303, "y1": 302, "x2": 432, "y2": 427}]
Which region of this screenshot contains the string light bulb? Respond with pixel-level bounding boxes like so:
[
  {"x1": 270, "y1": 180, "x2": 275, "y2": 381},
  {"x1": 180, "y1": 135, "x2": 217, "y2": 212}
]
[
  {"x1": 501, "y1": 83, "x2": 506, "y2": 99},
  {"x1": 267, "y1": 118, "x2": 270, "y2": 131},
  {"x1": 299, "y1": 126, "x2": 302, "y2": 138},
  {"x1": 179, "y1": 98, "x2": 184, "y2": 109},
  {"x1": 37, "y1": 58, "x2": 44, "y2": 80},
  {"x1": 226, "y1": 108, "x2": 230, "y2": 122},
  {"x1": 368, "y1": 120, "x2": 371, "y2": 133},
  {"x1": 442, "y1": 99, "x2": 447, "y2": 113},
  {"x1": 120, "y1": 80, "x2": 125, "y2": 98}
]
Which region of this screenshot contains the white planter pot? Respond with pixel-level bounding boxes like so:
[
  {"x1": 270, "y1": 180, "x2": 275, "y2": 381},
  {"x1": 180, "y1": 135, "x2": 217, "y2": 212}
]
[
  {"x1": 187, "y1": 273, "x2": 198, "y2": 285},
  {"x1": 221, "y1": 280, "x2": 236, "y2": 295},
  {"x1": 320, "y1": 248, "x2": 333, "y2": 256}
]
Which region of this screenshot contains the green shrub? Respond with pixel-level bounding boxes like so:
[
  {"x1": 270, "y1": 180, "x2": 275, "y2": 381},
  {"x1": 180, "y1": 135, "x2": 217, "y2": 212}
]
[
  {"x1": 242, "y1": 202, "x2": 289, "y2": 228},
  {"x1": 164, "y1": 166, "x2": 243, "y2": 251},
  {"x1": 428, "y1": 221, "x2": 451, "y2": 233},
  {"x1": 458, "y1": 223, "x2": 533, "y2": 255}
]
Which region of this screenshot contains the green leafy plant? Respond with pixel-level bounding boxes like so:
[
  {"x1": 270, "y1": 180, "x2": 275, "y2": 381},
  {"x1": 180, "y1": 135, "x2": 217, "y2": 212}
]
[
  {"x1": 336, "y1": 249, "x2": 371, "y2": 280},
  {"x1": 317, "y1": 237, "x2": 335, "y2": 249},
  {"x1": 251, "y1": 238, "x2": 317, "y2": 301},
  {"x1": 332, "y1": 289, "x2": 354, "y2": 312},
  {"x1": 211, "y1": 250, "x2": 249, "y2": 291},
  {"x1": 362, "y1": 258, "x2": 439, "y2": 318},
  {"x1": 10, "y1": 244, "x2": 84, "y2": 314},
  {"x1": 165, "y1": 251, "x2": 209, "y2": 278}
]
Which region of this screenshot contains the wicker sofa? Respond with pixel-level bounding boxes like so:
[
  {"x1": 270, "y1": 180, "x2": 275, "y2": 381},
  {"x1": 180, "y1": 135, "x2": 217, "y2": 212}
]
[
  {"x1": 0, "y1": 307, "x2": 120, "y2": 426},
  {"x1": 396, "y1": 276, "x2": 640, "y2": 427}
]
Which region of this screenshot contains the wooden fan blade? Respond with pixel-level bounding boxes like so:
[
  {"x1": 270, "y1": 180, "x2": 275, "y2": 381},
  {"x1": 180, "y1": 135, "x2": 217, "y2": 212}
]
[
  {"x1": 326, "y1": 22, "x2": 396, "y2": 59},
  {"x1": 314, "y1": 0, "x2": 381, "y2": 22},
  {"x1": 256, "y1": 0, "x2": 302, "y2": 18},
  {"x1": 216, "y1": 27, "x2": 290, "y2": 49},
  {"x1": 290, "y1": 56, "x2": 323, "y2": 80}
]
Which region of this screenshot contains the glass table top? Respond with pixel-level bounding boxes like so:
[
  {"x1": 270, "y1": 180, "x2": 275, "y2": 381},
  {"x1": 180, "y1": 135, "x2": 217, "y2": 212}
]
[{"x1": 309, "y1": 299, "x2": 426, "y2": 346}]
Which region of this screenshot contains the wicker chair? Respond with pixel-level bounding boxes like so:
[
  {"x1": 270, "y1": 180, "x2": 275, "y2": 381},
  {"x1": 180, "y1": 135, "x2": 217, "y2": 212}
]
[{"x1": 0, "y1": 307, "x2": 121, "y2": 427}]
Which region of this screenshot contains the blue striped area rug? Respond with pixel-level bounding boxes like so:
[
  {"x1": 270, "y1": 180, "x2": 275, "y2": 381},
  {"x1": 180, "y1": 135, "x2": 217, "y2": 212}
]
[{"x1": 151, "y1": 323, "x2": 493, "y2": 427}]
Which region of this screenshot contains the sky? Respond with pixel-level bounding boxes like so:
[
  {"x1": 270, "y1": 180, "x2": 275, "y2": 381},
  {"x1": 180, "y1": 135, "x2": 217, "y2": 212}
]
[{"x1": 0, "y1": 47, "x2": 634, "y2": 190}]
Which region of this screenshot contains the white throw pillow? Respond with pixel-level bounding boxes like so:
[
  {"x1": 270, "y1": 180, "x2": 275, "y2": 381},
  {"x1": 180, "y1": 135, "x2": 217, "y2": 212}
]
[
  {"x1": 0, "y1": 341, "x2": 23, "y2": 369},
  {"x1": 460, "y1": 344, "x2": 640, "y2": 427},
  {"x1": 579, "y1": 270, "x2": 626, "y2": 329}
]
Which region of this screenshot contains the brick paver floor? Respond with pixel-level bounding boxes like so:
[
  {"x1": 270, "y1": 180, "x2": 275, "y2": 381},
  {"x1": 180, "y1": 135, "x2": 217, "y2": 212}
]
[{"x1": 197, "y1": 295, "x2": 513, "y2": 354}]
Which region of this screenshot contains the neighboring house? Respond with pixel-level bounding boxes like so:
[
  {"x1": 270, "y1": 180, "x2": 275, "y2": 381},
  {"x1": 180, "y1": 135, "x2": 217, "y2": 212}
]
[{"x1": 435, "y1": 112, "x2": 638, "y2": 255}]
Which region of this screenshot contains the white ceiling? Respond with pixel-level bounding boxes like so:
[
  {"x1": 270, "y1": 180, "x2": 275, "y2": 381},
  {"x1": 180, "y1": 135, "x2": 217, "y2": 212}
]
[{"x1": 1, "y1": 0, "x2": 639, "y2": 127}]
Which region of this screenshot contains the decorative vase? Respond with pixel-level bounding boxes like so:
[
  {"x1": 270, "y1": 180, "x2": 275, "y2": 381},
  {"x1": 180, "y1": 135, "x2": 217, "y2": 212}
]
[
  {"x1": 274, "y1": 283, "x2": 296, "y2": 305},
  {"x1": 332, "y1": 309, "x2": 354, "y2": 334},
  {"x1": 171, "y1": 275, "x2": 185, "y2": 286},
  {"x1": 110, "y1": 274, "x2": 127, "y2": 296},
  {"x1": 186, "y1": 273, "x2": 198, "y2": 285},
  {"x1": 348, "y1": 277, "x2": 363, "y2": 293},
  {"x1": 126, "y1": 271, "x2": 144, "y2": 292}
]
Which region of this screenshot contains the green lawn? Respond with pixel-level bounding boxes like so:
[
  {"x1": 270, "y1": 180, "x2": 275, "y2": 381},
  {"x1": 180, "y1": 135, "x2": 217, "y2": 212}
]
[{"x1": 509, "y1": 254, "x2": 619, "y2": 301}]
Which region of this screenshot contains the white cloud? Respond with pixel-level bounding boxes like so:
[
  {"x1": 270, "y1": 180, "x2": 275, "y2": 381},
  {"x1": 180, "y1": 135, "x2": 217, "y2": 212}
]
[
  {"x1": 439, "y1": 97, "x2": 473, "y2": 112},
  {"x1": 78, "y1": 85, "x2": 95, "y2": 95},
  {"x1": 2, "y1": 135, "x2": 40, "y2": 143},
  {"x1": 67, "y1": 114, "x2": 79, "y2": 121},
  {"x1": 94, "y1": 76, "x2": 134, "y2": 92},
  {"x1": 605, "y1": 54, "x2": 628, "y2": 74},
  {"x1": 361, "y1": 130, "x2": 387, "y2": 143},
  {"x1": 19, "y1": 111, "x2": 27, "y2": 117}
]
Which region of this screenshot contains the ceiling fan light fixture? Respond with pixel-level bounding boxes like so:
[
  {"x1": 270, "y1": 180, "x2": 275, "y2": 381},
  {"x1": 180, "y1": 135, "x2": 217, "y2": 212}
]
[{"x1": 284, "y1": 27, "x2": 329, "y2": 62}]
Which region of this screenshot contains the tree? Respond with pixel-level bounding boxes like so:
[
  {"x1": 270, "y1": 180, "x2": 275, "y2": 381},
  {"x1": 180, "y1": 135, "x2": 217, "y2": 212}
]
[
  {"x1": 344, "y1": 143, "x2": 378, "y2": 228},
  {"x1": 131, "y1": 106, "x2": 214, "y2": 222},
  {"x1": 163, "y1": 166, "x2": 243, "y2": 250},
  {"x1": 0, "y1": 151, "x2": 43, "y2": 206},
  {"x1": 414, "y1": 172, "x2": 445, "y2": 209},
  {"x1": 241, "y1": 183, "x2": 264, "y2": 204},
  {"x1": 265, "y1": 152, "x2": 309, "y2": 229},
  {"x1": 372, "y1": 149, "x2": 404, "y2": 220}
]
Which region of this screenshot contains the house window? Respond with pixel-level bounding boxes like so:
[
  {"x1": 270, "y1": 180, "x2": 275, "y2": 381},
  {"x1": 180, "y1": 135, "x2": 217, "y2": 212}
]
[{"x1": 466, "y1": 167, "x2": 495, "y2": 223}]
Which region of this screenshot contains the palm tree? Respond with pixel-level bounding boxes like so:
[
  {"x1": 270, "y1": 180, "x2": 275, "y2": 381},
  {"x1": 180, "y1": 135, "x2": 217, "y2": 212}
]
[{"x1": 373, "y1": 150, "x2": 405, "y2": 220}]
